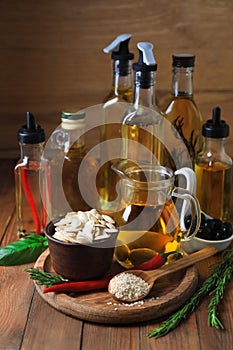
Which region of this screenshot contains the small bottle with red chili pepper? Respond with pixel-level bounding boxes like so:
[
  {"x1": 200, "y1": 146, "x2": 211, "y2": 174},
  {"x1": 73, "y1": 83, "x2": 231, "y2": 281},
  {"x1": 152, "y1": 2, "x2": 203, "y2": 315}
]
[{"x1": 15, "y1": 112, "x2": 46, "y2": 237}]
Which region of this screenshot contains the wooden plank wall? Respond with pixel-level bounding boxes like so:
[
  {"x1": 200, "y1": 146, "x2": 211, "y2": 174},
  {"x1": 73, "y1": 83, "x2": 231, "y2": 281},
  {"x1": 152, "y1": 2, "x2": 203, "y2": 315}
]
[{"x1": 0, "y1": 0, "x2": 232, "y2": 158}]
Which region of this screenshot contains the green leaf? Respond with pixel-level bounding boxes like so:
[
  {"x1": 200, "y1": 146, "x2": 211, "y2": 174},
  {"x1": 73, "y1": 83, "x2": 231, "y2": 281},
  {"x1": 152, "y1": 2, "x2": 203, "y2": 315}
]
[{"x1": 0, "y1": 234, "x2": 48, "y2": 266}]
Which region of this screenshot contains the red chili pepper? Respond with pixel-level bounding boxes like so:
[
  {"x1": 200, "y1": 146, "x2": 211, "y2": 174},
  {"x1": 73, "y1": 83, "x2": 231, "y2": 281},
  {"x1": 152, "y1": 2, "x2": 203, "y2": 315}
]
[
  {"x1": 43, "y1": 250, "x2": 181, "y2": 294},
  {"x1": 21, "y1": 167, "x2": 41, "y2": 234},
  {"x1": 43, "y1": 275, "x2": 113, "y2": 294},
  {"x1": 134, "y1": 250, "x2": 181, "y2": 271}
]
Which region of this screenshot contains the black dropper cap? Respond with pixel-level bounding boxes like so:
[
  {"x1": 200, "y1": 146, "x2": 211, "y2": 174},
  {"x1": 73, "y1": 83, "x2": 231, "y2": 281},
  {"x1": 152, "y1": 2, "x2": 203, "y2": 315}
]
[
  {"x1": 18, "y1": 112, "x2": 45, "y2": 144},
  {"x1": 172, "y1": 54, "x2": 195, "y2": 68},
  {"x1": 202, "y1": 107, "x2": 229, "y2": 138}
]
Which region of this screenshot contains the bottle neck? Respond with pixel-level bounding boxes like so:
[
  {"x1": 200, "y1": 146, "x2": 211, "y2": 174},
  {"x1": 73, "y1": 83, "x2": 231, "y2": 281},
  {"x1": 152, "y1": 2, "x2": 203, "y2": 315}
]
[
  {"x1": 63, "y1": 127, "x2": 86, "y2": 154},
  {"x1": 112, "y1": 60, "x2": 132, "y2": 93},
  {"x1": 19, "y1": 142, "x2": 44, "y2": 161},
  {"x1": 171, "y1": 66, "x2": 194, "y2": 97},
  {"x1": 203, "y1": 137, "x2": 226, "y2": 154},
  {"x1": 133, "y1": 71, "x2": 156, "y2": 108}
]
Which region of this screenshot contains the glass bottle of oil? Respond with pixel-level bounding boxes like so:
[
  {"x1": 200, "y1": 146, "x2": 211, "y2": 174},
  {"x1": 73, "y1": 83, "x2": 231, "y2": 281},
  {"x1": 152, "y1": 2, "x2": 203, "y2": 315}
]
[
  {"x1": 98, "y1": 34, "x2": 134, "y2": 211},
  {"x1": 42, "y1": 111, "x2": 98, "y2": 220},
  {"x1": 103, "y1": 33, "x2": 134, "y2": 104},
  {"x1": 61, "y1": 112, "x2": 93, "y2": 212},
  {"x1": 15, "y1": 112, "x2": 46, "y2": 236},
  {"x1": 121, "y1": 42, "x2": 165, "y2": 166},
  {"x1": 195, "y1": 107, "x2": 232, "y2": 221},
  {"x1": 164, "y1": 54, "x2": 203, "y2": 170}
]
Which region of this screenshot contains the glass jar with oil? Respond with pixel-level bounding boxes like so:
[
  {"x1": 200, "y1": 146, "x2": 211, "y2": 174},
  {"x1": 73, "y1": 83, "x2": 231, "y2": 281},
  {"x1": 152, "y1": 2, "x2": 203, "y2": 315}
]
[
  {"x1": 195, "y1": 107, "x2": 232, "y2": 221},
  {"x1": 111, "y1": 160, "x2": 201, "y2": 268}
]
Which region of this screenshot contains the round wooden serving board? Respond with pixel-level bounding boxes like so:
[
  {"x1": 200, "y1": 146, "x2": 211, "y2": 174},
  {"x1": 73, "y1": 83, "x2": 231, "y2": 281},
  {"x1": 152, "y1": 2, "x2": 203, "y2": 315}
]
[{"x1": 34, "y1": 249, "x2": 198, "y2": 324}]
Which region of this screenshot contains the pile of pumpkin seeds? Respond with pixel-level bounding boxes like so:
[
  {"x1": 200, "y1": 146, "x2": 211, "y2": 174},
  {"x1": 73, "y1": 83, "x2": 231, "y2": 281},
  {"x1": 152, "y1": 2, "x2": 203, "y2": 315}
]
[{"x1": 53, "y1": 209, "x2": 118, "y2": 244}]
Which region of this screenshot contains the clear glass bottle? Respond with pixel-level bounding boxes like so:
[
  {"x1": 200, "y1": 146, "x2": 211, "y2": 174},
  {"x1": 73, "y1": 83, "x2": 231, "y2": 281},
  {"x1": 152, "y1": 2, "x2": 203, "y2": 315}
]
[
  {"x1": 195, "y1": 107, "x2": 232, "y2": 221},
  {"x1": 164, "y1": 54, "x2": 203, "y2": 170},
  {"x1": 15, "y1": 112, "x2": 46, "y2": 236},
  {"x1": 121, "y1": 42, "x2": 165, "y2": 166},
  {"x1": 97, "y1": 34, "x2": 134, "y2": 211},
  {"x1": 41, "y1": 112, "x2": 98, "y2": 220},
  {"x1": 61, "y1": 113, "x2": 95, "y2": 212}
]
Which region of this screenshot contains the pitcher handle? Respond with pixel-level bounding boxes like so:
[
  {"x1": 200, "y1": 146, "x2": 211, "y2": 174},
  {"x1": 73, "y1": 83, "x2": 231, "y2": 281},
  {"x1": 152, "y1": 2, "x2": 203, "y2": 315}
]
[
  {"x1": 172, "y1": 187, "x2": 201, "y2": 241},
  {"x1": 174, "y1": 167, "x2": 197, "y2": 232},
  {"x1": 175, "y1": 167, "x2": 196, "y2": 193}
]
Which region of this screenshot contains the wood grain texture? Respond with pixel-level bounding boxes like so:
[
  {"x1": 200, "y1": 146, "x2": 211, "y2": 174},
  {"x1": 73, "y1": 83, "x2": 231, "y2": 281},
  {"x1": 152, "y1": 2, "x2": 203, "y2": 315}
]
[
  {"x1": 0, "y1": 159, "x2": 233, "y2": 350},
  {"x1": 34, "y1": 249, "x2": 198, "y2": 324},
  {"x1": 0, "y1": 0, "x2": 232, "y2": 157},
  {"x1": 0, "y1": 160, "x2": 17, "y2": 241},
  {"x1": 21, "y1": 292, "x2": 84, "y2": 350}
]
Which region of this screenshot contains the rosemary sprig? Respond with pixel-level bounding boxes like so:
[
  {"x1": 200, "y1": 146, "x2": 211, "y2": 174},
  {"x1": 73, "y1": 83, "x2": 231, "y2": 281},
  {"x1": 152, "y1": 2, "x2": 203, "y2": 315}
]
[
  {"x1": 147, "y1": 250, "x2": 233, "y2": 339},
  {"x1": 208, "y1": 250, "x2": 233, "y2": 329},
  {"x1": 25, "y1": 268, "x2": 69, "y2": 287}
]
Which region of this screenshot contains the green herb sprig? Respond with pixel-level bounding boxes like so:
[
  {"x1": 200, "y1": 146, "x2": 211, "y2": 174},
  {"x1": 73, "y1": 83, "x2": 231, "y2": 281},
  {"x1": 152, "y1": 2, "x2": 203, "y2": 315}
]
[
  {"x1": 207, "y1": 252, "x2": 233, "y2": 329},
  {"x1": 148, "y1": 249, "x2": 233, "y2": 339},
  {"x1": 25, "y1": 268, "x2": 69, "y2": 287}
]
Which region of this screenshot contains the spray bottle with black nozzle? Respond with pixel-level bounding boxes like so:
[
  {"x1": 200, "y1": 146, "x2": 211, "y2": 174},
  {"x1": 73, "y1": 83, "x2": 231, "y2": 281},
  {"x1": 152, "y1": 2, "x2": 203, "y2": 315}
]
[
  {"x1": 103, "y1": 33, "x2": 134, "y2": 104},
  {"x1": 15, "y1": 112, "x2": 46, "y2": 236},
  {"x1": 121, "y1": 42, "x2": 165, "y2": 166},
  {"x1": 97, "y1": 34, "x2": 134, "y2": 211},
  {"x1": 195, "y1": 106, "x2": 232, "y2": 221}
]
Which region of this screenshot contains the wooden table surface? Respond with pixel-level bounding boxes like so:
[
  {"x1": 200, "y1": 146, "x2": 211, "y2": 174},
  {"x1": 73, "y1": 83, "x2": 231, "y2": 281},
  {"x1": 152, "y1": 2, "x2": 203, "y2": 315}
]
[{"x1": 0, "y1": 159, "x2": 232, "y2": 350}]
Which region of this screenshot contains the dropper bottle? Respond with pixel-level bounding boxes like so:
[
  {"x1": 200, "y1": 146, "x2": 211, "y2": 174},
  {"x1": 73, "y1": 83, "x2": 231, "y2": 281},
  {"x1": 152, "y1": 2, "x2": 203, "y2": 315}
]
[
  {"x1": 97, "y1": 34, "x2": 134, "y2": 211},
  {"x1": 195, "y1": 107, "x2": 232, "y2": 220},
  {"x1": 121, "y1": 42, "x2": 164, "y2": 165},
  {"x1": 15, "y1": 112, "x2": 46, "y2": 236}
]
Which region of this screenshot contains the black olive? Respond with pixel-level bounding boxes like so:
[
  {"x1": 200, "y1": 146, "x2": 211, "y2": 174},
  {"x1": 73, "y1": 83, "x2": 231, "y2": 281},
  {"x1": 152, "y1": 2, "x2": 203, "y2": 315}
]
[
  {"x1": 197, "y1": 227, "x2": 212, "y2": 240},
  {"x1": 213, "y1": 231, "x2": 224, "y2": 240},
  {"x1": 184, "y1": 215, "x2": 192, "y2": 229}
]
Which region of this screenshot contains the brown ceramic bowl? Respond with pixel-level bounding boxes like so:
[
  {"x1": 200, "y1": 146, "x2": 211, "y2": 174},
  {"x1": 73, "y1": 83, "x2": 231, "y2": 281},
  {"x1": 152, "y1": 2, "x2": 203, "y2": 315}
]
[{"x1": 45, "y1": 218, "x2": 118, "y2": 281}]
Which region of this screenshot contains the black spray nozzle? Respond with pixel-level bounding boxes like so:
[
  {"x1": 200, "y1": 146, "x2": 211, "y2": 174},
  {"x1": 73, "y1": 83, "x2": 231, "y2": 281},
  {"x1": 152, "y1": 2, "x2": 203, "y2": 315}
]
[
  {"x1": 132, "y1": 42, "x2": 157, "y2": 89},
  {"x1": 104, "y1": 34, "x2": 134, "y2": 76},
  {"x1": 18, "y1": 112, "x2": 45, "y2": 144},
  {"x1": 133, "y1": 42, "x2": 157, "y2": 72},
  {"x1": 112, "y1": 37, "x2": 134, "y2": 61},
  {"x1": 202, "y1": 106, "x2": 229, "y2": 138},
  {"x1": 104, "y1": 34, "x2": 134, "y2": 61}
]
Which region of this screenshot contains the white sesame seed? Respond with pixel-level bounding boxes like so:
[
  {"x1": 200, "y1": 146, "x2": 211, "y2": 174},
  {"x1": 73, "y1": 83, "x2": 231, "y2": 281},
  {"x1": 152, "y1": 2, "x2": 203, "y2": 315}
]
[{"x1": 109, "y1": 273, "x2": 150, "y2": 301}]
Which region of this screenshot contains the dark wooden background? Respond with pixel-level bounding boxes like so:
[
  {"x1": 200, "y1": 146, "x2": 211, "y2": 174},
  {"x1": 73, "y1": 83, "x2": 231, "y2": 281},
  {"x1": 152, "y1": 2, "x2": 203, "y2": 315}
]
[{"x1": 0, "y1": 0, "x2": 232, "y2": 158}]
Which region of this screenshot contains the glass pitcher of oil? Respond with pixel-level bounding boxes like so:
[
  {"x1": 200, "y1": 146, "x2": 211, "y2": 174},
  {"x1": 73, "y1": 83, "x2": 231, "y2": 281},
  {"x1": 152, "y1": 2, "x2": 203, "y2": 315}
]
[{"x1": 111, "y1": 160, "x2": 201, "y2": 268}]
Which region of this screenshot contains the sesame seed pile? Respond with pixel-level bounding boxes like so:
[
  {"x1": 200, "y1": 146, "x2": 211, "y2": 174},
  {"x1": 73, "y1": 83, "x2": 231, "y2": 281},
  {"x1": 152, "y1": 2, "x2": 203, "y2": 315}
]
[{"x1": 109, "y1": 272, "x2": 150, "y2": 301}]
